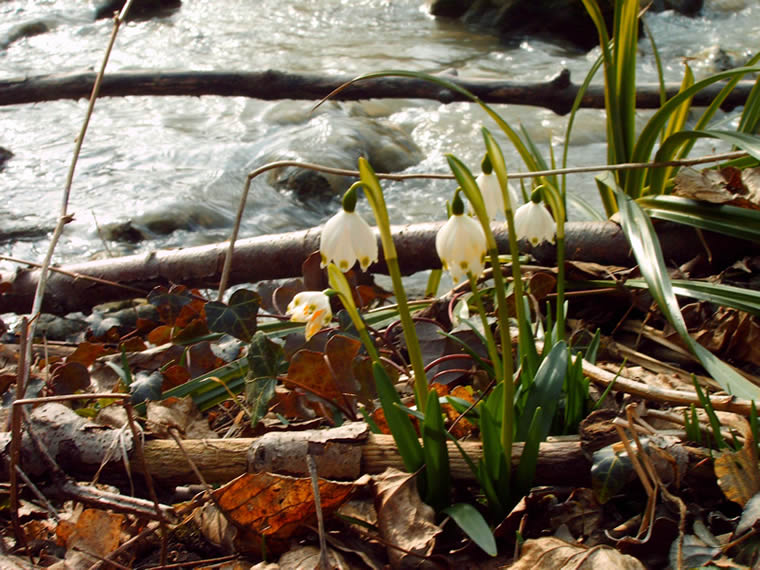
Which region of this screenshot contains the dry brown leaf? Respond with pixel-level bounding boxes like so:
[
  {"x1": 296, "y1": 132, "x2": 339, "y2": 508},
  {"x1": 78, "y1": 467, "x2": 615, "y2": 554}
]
[
  {"x1": 374, "y1": 468, "x2": 441, "y2": 569},
  {"x1": 212, "y1": 471, "x2": 364, "y2": 554},
  {"x1": 65, "y1": 508, "x2": 124, "y2": 558},
  {"x1": 673, "y1": 167, "x2": 760, "y2": 208},
  {"x1": 548, "y1": 488, "x2": 603, "y2": 539},
  {"x1": 513, "y1": 536, "x2": 645, "y2": 569},
  {"x1": 714, "y1": 423, "x2": 760, "y2": 507},
  {"x1": 277, "y1": 545, "x2": 349, "y2": 569},
  {"x1": 194, "y1": 502, "x2": 237, "y2": 551}
]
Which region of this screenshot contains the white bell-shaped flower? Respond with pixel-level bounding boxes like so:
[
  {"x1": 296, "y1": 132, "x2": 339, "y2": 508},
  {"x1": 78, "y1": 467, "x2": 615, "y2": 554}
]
[
  {"x1": 475, "y1": 171, "x2": 520, "y2": 220},
  {"x1": 513, "y1": 200, "x2": 556, "y2": 245},
  {"x1": 320, "y1": 209, "x2": 378, "y2": 271},
  {"x1": 287, "y1": 290, "x2": 333, "y2": 340},
  {"x1": 436, "y1": 210, "x2": 487, "y2": 285}
]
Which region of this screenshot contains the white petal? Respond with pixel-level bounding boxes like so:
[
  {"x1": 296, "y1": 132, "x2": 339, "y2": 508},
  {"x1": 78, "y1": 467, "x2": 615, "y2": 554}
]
[
  {"x1": 474, "y1": 172, "x2": 521, "y2": 220},
  {"x1": 320, "y1": 210, "x2": 351, "y2": 268},
  {"x1": 436, "y1": 214, "x2": 486, "y2": 283},
  {"x1": 514, "y1": 201, "x2": 556, "y2": 245},
  {"x1": 345, "y1": 212, "x2": 378, "y2": 270},
  {"x1": 287, "y1": 291, "x2": 331, "y2": 325},
  {"x1": 320, "y1": 210, "x2": 377, "y2": 271}
]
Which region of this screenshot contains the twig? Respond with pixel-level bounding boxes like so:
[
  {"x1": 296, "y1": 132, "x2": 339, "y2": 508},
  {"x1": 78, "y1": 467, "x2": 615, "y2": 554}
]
[
  {"x1": 21, "y1": 0, "x2": 137, "y2": 402},
  {"x1": 124, "y1": 403, "x2": 168, "y2": 566},
  {"x1": 307, "y1": 452, "x2": 331, "y2": 570},
  {"x1": 89, "y1": 521, "x2": 160, "y2": 570},
  {"x1": 14, "y1": 464, "x2": 59, "y2": 522},
  {"x1": 216, "y1": 150, "x2": 748, "y2": 298},
  {"x1": 9, "y1": 316, "x2": 29, "y2": 553}
]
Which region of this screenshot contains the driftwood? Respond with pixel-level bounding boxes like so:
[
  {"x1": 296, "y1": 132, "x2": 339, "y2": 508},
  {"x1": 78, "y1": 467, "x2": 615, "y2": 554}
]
[
  {"x1": 1, "y1": 69, "x2": 756, "y2": 115},
  {"x1": 1, "y1": 219, "x2": 756, "y2": 315}
]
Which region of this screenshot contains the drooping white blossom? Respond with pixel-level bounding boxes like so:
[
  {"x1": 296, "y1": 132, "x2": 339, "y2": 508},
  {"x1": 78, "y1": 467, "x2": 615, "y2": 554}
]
[
  {"x1": 435, "y1": 213, "x2": 487, "y2": 284},
  {"x1": 320, "y1": 209, "x2": 378, "y2": 271},
  {"x1": 513, "y1": 200, "x2": 556, "y2": 245},
  {"x1": 475, "y1": 171, "x2": 520, "y2": 220},
  {"x1": 287, "y1": 290, "x2": 332, "y2": 340}
]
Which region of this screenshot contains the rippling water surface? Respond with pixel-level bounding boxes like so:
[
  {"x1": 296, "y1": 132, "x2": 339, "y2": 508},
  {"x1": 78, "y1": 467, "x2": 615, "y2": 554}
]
[{"x1": 0, "y1": 0, "x2": 757, "y2": 269}]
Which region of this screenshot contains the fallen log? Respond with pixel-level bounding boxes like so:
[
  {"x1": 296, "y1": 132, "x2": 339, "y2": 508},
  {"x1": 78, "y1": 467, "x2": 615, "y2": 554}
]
[
  {"x1": 0, "y1": 69, "x2": 755, "y2": 115},
  {"x1": 137, "y1": 434, "x2": 590, "y2": 487},
  {"x1": 1, "y1": 220, "x2": 756, "y2": 315}
]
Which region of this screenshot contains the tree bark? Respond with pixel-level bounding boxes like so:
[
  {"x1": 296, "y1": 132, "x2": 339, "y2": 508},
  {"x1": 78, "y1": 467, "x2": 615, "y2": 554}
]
[
  {"x1": 1, "y1": 219, "x2": 755, "y2": 315},
  {"x1": 0, "y1": 69, "x2": 754, "y2": 115}
]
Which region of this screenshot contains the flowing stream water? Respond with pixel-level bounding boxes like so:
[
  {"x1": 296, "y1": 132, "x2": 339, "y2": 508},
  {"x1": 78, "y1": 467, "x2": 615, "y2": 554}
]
[{"x1": 0, "y1": 0, "x2": 758, "y2": 275}]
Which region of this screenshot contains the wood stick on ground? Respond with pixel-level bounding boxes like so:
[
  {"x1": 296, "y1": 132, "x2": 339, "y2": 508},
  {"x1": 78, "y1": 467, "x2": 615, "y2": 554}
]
[{"x1": 136, "y1": 434, "x2": 589, "y2": 486}]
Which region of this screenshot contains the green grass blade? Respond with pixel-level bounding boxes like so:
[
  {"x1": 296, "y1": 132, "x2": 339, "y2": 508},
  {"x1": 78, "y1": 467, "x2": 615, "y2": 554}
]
[
  {"x1": 515, "y1": 406, "x2": 543, "y2": 498},
  {"x1": 515, "y1": 341, "x2": 567, "y2": 441},
  {"x1": 616, "y1": 190, "x2": 760, "y2": 400},
  {"x1": 620, "y1": 278, "x2": 760, "y2": 316},
  {"x1": 626, "y1": 65, "x2": 760, "y2": 197},
  {"x1": 372, "y1": 361, "x2": 424, "y2": 473},
  {"x1": 443, "y1": 503, "x2": 497, "y2": 556},
  {"x1": 422, "y1": 390, "x2": 451, "y2": 512},
  {"x1": 638, "y1": 195, "x2": 760, "y2": 243}
]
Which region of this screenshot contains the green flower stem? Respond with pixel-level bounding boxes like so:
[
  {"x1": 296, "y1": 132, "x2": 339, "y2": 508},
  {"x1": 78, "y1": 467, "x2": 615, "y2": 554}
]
[
  {"x1": 468, "y1": 273, "x2": 502, "y2": 381},
  {"x1": 359, "y1": 158, "x2": 429, "y2": 412},
  {"x1": 537, "y1": 184, "x2": 567, "y2": 339},
  {"x1": 487, "y1": 245, "x2": 515, "y2": 455},
  {"x1": 327, "y1": 264, "x2": 380, "y2": 362},
  {"x1": 446, "y1": 153, "x2": 514, "y2": 455},
  {"x1": 555, "y1": 232, "x2": 566, "y2": 337}
]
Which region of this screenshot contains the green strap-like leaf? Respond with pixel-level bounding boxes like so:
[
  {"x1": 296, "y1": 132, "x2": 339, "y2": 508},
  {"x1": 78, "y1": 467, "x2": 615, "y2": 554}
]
[
  {"x1": 616, "y1": 190, "x2": 760, "y2": 400},
  {"x1": 372, "y1": 361, "x2": 424, "y2": 473},
  {"x1": 443, "y1": 503, "x2": 497, "y2": 556},
  {"x1": 422, "y1": 390, "x2": 451, "y2": 512},
  {"x1": 638, "y1": 195, "x2": 760, "y2": 243}
]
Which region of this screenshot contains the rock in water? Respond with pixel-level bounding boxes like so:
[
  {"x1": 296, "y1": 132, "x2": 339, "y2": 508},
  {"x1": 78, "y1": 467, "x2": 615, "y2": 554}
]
[
  {"x1": 94, "y1": 0, "x2": 181, "y2": 20},
  {"x1": 0, "y1": 147, "x2": 12, "y2": 171}
]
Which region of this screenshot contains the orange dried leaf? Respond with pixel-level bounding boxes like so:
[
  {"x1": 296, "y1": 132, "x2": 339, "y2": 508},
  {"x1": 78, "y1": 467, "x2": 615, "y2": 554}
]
[
  {"x1": 212, "y1": 472, "x2": 359, "y2": 553},
  {"x1": 286, "y1": 349, "x2": 343, "y2": 404},
  {"x1": 715, "y1": 432, "x2": 760, "y2": 507},
  {"x1": 65, "y1": 508, "x2": 124, "y2": 558},
  {"x1": 66, "y1": 341, "x2": 105, "y2": 368}
]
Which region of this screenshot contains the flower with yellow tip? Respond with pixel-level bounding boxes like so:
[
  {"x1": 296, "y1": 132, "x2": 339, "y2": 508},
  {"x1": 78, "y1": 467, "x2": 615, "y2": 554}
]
[
  {"x1": 513, "y1": 195, "x2": 556, "y2": 245},
  {"x1": 286, "y1": 290, "x2": 332, "y2": 340},
  {"x1": 320, "y1": 186, "x2": 378, "y2": 272},
  {"x1": 436, "y1": 192, "x2": 487, "y2": 284}
]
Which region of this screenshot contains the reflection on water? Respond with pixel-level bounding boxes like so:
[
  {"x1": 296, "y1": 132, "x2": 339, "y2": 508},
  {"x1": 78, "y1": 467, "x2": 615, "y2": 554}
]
[{"x1": 0, "y1": 0, "x2": 757, "y2": 268}]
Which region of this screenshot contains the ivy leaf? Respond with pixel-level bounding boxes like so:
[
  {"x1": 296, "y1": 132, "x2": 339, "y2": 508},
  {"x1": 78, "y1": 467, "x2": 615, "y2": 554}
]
[
  {"x1": 147, "y1": 285, "x2": 197, "y2": 326},
  {"x1": 590, "y1": 444, "x2": 635, "y2": 504},
  {"x1": 130, "y1": 371, "x2": 164, "y2": 405},
  {"x1": 206, "y1": 289, "x2": 261, "y2": 342},
  {"x1": 246, "y1": 332, "x2": 286, "y2": 426}
]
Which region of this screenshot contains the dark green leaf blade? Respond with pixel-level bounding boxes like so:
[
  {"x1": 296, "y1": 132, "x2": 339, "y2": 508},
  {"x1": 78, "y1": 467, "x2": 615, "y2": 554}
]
[{"x1": 443, "y1": 503, "x2": 497, "y2": 556}]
